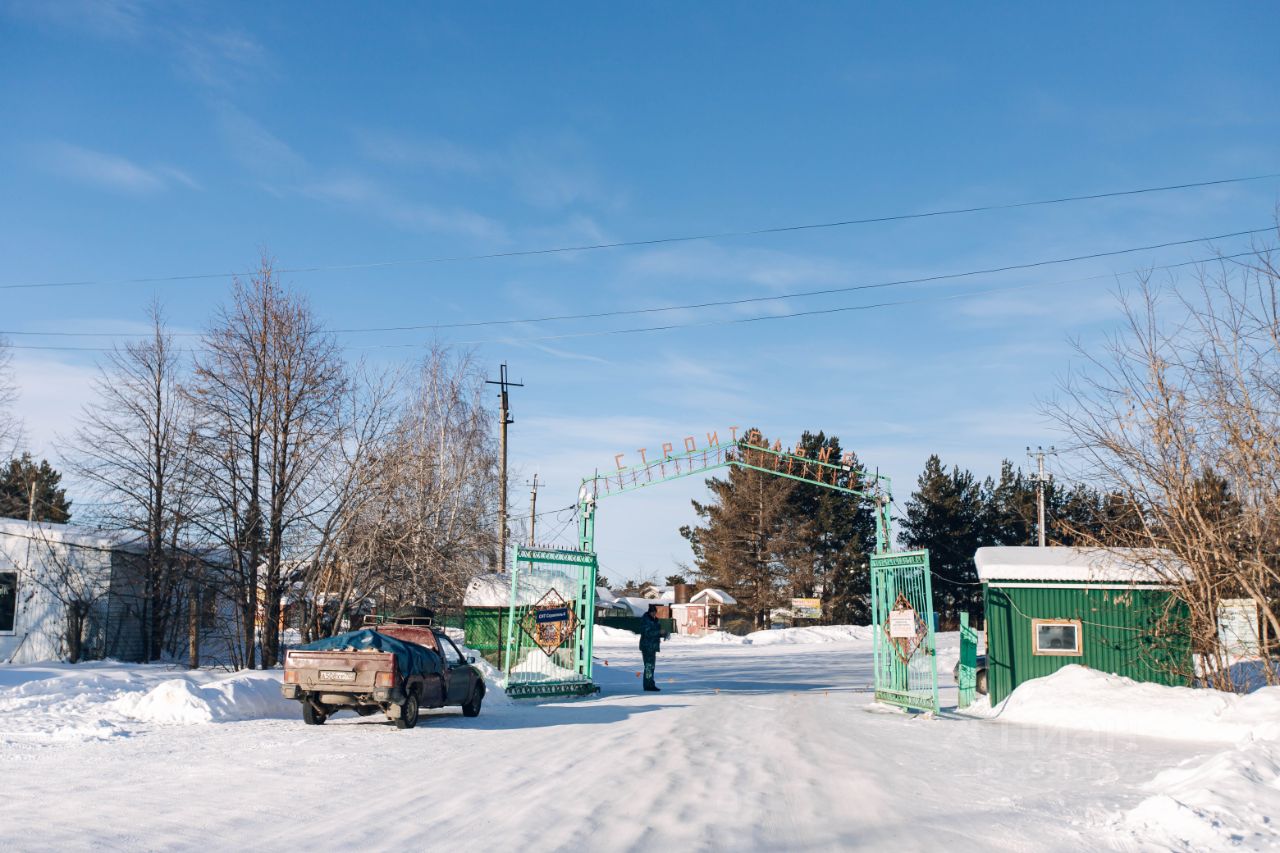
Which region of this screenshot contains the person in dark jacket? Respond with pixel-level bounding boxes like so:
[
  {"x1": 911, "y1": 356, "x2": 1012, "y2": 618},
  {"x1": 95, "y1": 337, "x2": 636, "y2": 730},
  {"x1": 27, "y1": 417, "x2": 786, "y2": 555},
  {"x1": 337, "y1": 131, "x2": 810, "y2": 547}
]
[{"x1": 639, "y1": 609, "x2": 662, "y2": 691}]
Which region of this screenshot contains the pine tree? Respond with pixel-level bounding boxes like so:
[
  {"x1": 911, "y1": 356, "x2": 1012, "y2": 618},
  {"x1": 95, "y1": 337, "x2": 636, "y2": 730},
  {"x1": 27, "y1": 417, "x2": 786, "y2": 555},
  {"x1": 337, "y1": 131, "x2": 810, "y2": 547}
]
[
  {"x1": 898, "y1": 455, "x2": 983, "y2": 618},
  {"x1": 786, "y1": 432, "x2": 877, "y2": 623},
  {"x1": 681, "y1": 430, "x2": 803, "y2": 629},
  {"x1": 0, "y1": 454, "x2": 72, "y2": 523}
]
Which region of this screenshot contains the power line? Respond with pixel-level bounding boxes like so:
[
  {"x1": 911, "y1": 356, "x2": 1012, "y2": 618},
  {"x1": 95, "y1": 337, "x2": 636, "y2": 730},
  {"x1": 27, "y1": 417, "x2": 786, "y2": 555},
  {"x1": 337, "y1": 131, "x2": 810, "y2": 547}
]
[
  {"x1": 0, "y1": 227, "x2": 1270, "y2": 343},
  {"x1": 0, "y1": 247, "x2": 1262, "y2": 353},
  {"x1": 2, "y1": 172, "x2": 1276, "y2": 291}
]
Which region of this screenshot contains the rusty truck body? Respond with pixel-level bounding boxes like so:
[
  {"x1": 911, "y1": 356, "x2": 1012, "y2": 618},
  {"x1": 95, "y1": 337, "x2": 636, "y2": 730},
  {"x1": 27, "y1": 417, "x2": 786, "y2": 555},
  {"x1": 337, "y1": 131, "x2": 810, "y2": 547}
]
[{"x1": 281, "y1": 618, "x2": 485, "y2": 729}]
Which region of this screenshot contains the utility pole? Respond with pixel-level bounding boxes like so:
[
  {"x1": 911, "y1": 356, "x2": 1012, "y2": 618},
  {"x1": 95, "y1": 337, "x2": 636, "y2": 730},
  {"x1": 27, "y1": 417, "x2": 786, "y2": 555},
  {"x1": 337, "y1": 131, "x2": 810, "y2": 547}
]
[
  {"x1": 1027, "y1": 446, "x2": 1057, "y2": 548},
  {"x1": 528, "y1": 474, "x2": 540, "y2": 546},
  {"x1": 486, "y1": 363, "x2": 523, "y2": 573}
]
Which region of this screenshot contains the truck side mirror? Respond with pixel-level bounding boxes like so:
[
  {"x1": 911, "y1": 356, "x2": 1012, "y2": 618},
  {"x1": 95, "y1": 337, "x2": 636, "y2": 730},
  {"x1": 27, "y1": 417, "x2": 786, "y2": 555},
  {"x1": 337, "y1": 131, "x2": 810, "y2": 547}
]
[{"x1": 468, "y1": 655, "x2": 476, "y2": 664}]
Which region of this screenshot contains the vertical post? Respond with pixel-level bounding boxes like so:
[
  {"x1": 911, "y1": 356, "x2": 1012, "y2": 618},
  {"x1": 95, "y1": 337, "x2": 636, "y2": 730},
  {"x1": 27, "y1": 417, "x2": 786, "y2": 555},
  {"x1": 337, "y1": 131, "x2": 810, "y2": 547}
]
[
  {"x1": 1028, "y1": 446, "x2": 1056, "y2": 548},
  {"x1": 487, "y1": 364, "x2": 523, "y2": 573},
  {"x1": 528, "y1": 474, "x2": 539, "y2": 546},
  {"x1": 502, "y1": 547, "x2": 521, "y2": 680}
]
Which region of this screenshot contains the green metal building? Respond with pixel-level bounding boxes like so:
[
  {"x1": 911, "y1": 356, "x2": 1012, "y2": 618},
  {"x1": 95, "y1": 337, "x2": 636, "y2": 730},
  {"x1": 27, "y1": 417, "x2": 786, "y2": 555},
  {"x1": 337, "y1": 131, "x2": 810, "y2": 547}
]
[{"x1": 976, "y1": 547, "x2": 1192, "y2": 704}]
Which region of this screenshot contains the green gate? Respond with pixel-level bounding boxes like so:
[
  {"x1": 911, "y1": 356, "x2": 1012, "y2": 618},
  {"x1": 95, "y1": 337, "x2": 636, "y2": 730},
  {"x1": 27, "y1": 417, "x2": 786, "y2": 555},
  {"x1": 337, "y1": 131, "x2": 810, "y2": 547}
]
[
  {"x1": 870, "y1": 549, "x2": 940, "y2": 713},
  {"x1": 957, "y1": 612, "x2": 978, "y2": 709},
  {"x1": 502, "y1": 545, "x2": 600, "y2": 698},
  {"x1": 571, "y1": 431, "x2": 939, "y2": 711}
]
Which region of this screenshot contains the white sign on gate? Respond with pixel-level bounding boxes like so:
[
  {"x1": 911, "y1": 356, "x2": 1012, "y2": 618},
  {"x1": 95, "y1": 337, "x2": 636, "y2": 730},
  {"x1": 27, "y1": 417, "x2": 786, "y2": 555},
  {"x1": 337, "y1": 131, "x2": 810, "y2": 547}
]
[{"x1": 889, "y1": 608, "x2": 917, "y2": 638}]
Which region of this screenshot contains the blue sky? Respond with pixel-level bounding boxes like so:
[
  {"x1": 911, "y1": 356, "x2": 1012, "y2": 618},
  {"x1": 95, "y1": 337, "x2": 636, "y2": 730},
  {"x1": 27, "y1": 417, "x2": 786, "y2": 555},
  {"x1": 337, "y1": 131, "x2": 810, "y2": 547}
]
[{"x1": 2, "y1": 2, "x2": 1278, "y2": 581}]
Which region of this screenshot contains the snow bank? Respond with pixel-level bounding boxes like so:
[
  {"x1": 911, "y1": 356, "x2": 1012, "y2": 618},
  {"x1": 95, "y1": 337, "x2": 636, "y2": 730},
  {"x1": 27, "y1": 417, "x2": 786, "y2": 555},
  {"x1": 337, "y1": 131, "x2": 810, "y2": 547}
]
[
  {"x1": 116, "y1": 671, "x2": 294, "y2": 725},
  {"x1": 977, "y1": 664, "x2": 1280, "y2": 744},
  {"x1": 744, "y1": 625, "x2": 875, "y2": 646},
  {"x1": 1118, "y1": 742, "x2": 1280, "y2": 851},
  {"x1": 593, "y1": 625, "x2": 640, "y2": 643}
]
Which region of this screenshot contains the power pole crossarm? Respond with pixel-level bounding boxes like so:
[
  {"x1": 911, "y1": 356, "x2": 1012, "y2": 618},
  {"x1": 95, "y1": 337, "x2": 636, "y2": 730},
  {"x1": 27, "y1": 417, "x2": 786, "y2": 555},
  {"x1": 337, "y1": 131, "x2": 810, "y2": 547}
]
[{"x1": 486, "y1": 363, "x2": 524, "y2": 573}]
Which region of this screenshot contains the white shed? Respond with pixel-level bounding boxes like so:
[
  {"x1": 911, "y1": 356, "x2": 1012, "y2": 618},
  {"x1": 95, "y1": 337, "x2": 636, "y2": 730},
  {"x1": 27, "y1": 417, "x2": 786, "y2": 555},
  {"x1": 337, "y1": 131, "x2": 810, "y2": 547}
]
[{"x1": 0, "y1": 519, "x2": 149, "y2": 664}]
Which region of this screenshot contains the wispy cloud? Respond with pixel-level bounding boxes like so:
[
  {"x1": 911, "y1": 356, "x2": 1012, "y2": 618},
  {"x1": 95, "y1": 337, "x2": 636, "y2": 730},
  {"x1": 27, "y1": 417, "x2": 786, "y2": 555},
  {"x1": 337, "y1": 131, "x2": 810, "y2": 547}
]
[
  {"x1": 37, "y1": 141, "x2": 200, "y2": 194},
  {"x1": 4, "y1": 0, "x2": 147, "y2": 41},
  {"x1": 303, "y1": 175, "x2": 507, "y2": 242},
  {"x1": 355, "y1": 128, "x2": 625, "y2": 213}
]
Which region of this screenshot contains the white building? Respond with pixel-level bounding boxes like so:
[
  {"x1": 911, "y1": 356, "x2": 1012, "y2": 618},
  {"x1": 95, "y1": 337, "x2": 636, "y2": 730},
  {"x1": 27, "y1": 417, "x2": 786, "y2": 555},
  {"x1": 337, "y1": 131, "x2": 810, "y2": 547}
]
[{"x1": 0, "y1": 519, "x2": 150, "y2": 664}]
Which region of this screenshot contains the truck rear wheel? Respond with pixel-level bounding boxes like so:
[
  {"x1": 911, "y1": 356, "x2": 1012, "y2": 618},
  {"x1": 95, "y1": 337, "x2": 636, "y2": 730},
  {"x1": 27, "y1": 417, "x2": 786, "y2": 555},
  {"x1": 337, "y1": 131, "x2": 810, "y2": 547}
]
[
  {"x1": 302, "y1": 702, "x2": 327, "y2": 726},
  {"x1": 394, "y1": 693, "x2": 420, "y2": 730}
]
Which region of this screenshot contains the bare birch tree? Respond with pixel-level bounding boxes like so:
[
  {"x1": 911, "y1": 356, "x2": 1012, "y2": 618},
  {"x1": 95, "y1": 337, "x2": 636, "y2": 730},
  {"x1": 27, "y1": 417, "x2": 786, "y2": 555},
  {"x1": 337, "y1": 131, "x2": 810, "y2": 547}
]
[
  {"x1": 1051, "y1": 237, "x2": 1280, "y2": 689},
  {"x1": 65, "y1": 303, "x2": 201, "y2": 662},
  {"x1": 189, "y1": 256, "x2": 347, "y2": 668},
  {"x1": 0, "y1": 335, "x2": 21, "y2": 458}
]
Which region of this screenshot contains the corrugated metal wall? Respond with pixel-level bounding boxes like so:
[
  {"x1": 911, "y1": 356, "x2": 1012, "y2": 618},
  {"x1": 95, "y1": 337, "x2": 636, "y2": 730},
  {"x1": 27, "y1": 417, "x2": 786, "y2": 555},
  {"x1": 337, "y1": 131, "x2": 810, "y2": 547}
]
[{"x1": 984, "y1": 583, "x2": 1192, "y2": 704}]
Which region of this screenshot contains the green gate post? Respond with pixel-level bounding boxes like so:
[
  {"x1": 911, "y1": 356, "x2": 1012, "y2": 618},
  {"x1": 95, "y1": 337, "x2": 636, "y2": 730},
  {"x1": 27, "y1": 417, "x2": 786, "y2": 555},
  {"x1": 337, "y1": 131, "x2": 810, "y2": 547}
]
[{"x1": 958, "y1": 612, "x2": 977, "y2": 709}]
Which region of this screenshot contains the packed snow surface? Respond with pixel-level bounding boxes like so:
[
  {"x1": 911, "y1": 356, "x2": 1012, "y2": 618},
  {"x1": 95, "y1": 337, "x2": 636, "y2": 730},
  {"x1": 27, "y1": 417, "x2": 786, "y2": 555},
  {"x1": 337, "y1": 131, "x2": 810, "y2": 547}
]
[{"x1": 1, "y1": 630, "x2": 1273, "y2": 851}]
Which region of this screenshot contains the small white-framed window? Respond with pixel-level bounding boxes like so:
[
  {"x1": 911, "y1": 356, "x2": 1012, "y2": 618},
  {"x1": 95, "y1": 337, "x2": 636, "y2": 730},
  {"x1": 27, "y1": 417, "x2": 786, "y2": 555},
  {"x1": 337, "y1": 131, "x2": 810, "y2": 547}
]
[
  {"x1": 1032, "y1": 619, "x2": 1081, "y2": 656},
  {"x1": 0, "y1": 571, "x2": 17, "y2": 634}
]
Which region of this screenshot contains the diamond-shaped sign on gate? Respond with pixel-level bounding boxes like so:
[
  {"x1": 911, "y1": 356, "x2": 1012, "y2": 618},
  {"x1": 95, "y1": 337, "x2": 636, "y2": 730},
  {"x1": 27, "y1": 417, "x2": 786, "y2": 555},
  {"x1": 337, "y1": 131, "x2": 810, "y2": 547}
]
[
  {"x1": 883, "y1": 591, "x2": 928, "y2": 664},
  {"x1": 521, "y1": 589, "x2": 578, "y2": 657}
]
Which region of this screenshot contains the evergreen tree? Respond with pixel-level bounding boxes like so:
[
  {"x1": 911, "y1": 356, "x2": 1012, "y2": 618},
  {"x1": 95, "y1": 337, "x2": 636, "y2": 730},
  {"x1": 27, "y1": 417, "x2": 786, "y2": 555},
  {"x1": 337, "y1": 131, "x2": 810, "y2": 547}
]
[
  {"x1": 682, "y1": 429, "x2": 805, "y2": 628},
  {"x1": 786, "y1": 432, "x2": 877, "y2": 623},
  {"x1": 898, "y1": 455, "x2": 983, "y2": 618},
  {"x1": 0, "y1": 454, "x2": 72, "y2": 523}
]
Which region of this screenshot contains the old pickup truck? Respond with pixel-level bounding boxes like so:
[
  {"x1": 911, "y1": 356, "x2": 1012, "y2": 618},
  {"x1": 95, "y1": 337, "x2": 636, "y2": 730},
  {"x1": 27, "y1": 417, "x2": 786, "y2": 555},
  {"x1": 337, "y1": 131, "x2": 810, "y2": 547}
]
[{"x1": 281, "y1": 616, "x2": 485, "y2": 729}]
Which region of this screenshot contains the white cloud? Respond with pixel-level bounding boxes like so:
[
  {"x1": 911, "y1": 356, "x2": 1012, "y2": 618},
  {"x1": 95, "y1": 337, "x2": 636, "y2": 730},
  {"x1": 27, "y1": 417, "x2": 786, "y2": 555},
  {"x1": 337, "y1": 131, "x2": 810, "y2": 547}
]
[
  {"x1": 37, "y1": 142, "x2": 200, "y2": 194},
  {"x1": 303, "y1": 175, "x2": 507, "y2": 243}
]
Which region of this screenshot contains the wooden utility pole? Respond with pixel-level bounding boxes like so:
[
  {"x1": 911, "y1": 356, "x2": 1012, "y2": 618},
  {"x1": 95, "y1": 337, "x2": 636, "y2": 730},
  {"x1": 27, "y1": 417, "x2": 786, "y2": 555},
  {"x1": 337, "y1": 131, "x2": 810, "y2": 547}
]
[
  {"x1": 486, "y1": 363, "x2": 523, "y2": 572},
  {"x1": 1027, "y1": 446, "x2": 1056, "y2": 548},
  {"x1": 528, "y1": 474, "x2": 540, "y2": 546}
]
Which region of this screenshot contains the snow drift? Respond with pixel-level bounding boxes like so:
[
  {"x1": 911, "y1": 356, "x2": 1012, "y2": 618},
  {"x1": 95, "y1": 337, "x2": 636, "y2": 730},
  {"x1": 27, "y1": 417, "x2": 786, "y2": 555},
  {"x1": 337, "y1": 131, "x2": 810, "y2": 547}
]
[
  {"x1": 744, "y1": 625, "x2": 875, "y2": 646},
  {"x1": 977, "y1": 664, "x2": 1280, "y2": 744},
  {"x1": 1119, "y1": 741, "x2": 1280, "y2": 851},
  {"x1": 116, "y1": 671, "x2": 295, "y2": 724}
]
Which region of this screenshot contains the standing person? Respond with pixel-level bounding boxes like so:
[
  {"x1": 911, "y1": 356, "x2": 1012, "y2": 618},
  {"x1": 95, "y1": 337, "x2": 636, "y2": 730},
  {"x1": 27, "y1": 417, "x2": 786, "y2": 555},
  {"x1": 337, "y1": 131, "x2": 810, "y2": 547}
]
[{"x1": 639, "y1": 608, "x2": 662, "y2": 692}]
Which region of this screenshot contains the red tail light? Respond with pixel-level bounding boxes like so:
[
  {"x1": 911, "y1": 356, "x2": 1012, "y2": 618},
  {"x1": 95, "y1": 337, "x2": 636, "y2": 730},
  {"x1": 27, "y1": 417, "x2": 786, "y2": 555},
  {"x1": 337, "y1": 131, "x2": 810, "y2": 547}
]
[
  {"x1": 283, "y1": 670, "x2": 298, "y2": 684},
  {"x1": 375, "y1": 669, "x2": 395, "y2": 687}
]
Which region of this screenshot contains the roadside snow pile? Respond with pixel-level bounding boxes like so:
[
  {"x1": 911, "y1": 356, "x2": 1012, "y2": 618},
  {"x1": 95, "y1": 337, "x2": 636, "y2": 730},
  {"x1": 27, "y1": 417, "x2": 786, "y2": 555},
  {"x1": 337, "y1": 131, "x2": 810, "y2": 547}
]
[
  {"x1": 744, "y1": 625, "x2": 875, "y2": 646},
  {"x1": 593, "y1": 625, "x2": 640, "y2": 643},
  {"x1": 979, "y1": 664, "x2": 1280, "y2": 744},
  {"x1": 116, "y1": 671, "x2": 294, "y2": 725},
  {"x1": 1117, "y1": 742, "x2": 1280, "y2": 851},
  {"x1": 685, "y1": 631, "x2": 748, "y2": 645}
]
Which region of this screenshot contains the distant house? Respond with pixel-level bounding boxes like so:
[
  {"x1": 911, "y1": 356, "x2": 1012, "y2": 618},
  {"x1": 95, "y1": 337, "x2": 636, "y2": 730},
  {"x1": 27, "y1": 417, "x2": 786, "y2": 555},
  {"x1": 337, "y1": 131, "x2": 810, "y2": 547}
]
[
  {"x1": 673, "y1": 588, "x2": 737, "y2": 635},
  {"x1": 0, "y1": 519, "x2": 149, "y2": 664}
]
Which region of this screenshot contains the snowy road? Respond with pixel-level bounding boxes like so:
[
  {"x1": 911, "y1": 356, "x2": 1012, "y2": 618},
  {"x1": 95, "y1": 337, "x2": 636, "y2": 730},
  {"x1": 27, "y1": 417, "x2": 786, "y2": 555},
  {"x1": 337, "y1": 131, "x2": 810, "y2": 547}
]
[{"x1": 0, "y1": 634, "x2": 1219, "y2": 851}]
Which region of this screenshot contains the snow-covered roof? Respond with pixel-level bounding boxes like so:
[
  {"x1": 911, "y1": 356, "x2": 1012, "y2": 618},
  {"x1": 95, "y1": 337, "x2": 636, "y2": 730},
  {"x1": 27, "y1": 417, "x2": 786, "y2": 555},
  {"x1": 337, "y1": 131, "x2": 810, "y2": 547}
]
[
  {"x1": 614, "y1": 596, "x2": 662, "y2": 617},
  {"x1": 690, "y1": 588, "x2": 736, "y2": 605},
  {"x1": 0, "y1": 518, "x2": 145, "y2": 554},
  {"x1": 595, "y1": 586, "x2": 617, "y2": 603},
  {"x1": 464, "y1": 570, "x2": 581, "y2": 608},
  {"x1": 974, "y1": 546, "x2": 1189, "y2": 584}
]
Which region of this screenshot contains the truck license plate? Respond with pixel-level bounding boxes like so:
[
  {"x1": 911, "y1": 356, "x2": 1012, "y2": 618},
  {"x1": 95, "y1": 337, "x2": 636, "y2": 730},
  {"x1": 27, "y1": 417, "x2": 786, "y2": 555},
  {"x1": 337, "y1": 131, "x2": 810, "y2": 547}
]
[{"x1": 319, "y1": 670, "x2": 356, "y2": 682}]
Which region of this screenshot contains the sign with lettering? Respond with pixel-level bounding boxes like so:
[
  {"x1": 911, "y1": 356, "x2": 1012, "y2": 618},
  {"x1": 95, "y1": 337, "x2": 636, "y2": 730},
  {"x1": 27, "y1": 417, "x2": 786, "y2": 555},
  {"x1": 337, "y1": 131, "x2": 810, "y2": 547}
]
[
  {"x1": 889, "y1": 608, "x2": 917, "y2": 638},
  {"x1": 535, "y1": 607, "x2": 570, "y2": 625},
  {"x1": 520, "y1": 590, "x2": 578, "y2": 657},
  {"x1": 791, "y1": 598, "x2": 822, "y2": 620}
]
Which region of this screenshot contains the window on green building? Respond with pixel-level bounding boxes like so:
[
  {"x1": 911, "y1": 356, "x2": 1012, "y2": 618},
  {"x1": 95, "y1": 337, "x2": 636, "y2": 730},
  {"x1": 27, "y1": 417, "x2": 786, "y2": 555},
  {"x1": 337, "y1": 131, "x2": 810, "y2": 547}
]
[
  {"x1": 1033, "y1": 619, "x2": 1081, "y2": 655},
  {"x1": 0, "y1": 572, "x2": 16, "y2": 633}
]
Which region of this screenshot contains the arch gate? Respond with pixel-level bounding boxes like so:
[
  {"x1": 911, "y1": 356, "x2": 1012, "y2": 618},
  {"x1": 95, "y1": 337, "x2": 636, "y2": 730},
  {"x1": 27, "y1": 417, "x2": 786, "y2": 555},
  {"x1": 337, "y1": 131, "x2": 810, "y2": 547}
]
[{"x1": 502, "y1": 432, "x2": 938, "y2": 712}]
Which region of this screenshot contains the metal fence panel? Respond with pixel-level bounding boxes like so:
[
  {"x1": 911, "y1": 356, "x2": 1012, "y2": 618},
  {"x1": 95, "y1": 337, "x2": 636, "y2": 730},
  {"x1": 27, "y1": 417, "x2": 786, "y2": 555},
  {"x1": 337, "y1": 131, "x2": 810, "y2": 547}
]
[
  {"x1": 870, "y1": 549, "x2": 940, "y2": 713},
  {"x1": 502, "y1": 545, "x2": 599, "y2": 698}
]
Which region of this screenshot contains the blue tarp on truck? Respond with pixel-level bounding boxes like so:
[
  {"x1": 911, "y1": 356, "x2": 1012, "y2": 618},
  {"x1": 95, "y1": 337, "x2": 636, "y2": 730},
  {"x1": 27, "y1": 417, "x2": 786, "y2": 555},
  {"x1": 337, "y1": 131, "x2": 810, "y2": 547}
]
[{"x1": 294, "y1": 629, "x2": 442, "y2": 676}]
